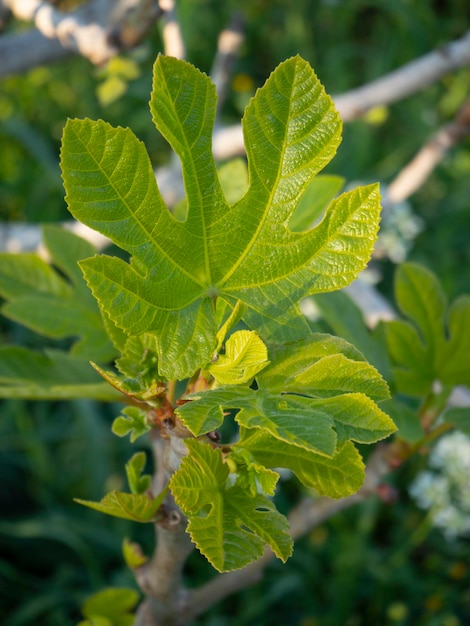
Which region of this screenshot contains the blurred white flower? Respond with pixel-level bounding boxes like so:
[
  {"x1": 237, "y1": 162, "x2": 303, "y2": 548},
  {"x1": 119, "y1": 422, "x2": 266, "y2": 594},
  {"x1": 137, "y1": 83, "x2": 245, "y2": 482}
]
[{"x1": 409, "y1": 431, "x2": 470, "y2": 540}]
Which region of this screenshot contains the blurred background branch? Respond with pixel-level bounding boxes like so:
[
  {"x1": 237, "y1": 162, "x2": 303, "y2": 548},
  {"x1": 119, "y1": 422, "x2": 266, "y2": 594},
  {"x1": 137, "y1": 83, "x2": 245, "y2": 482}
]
[{"x1": 0, "y1": 0, "x2": 163, "y2": 76}]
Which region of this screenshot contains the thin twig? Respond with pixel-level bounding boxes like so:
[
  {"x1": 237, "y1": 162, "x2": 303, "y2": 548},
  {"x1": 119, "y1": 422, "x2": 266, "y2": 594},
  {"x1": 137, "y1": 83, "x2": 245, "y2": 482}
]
[
  {"x1": 334, "y1": 31, "x2": 470, "y2": 120},
  {"x1": 160, "y1": 0, "x2": 185, "y2": 59},
  {"x1": 211, "y1": 11, "x2": 245, "y2": 117},
  {"x1": 211, "y1": 30, "x2": 470, "y2": 158},
  {"x1": 0, "y1": 0, "x2": 162, "y2": 75},
  {"x1": 385, "y1": 96, "x2": 470, "y2": 206}
]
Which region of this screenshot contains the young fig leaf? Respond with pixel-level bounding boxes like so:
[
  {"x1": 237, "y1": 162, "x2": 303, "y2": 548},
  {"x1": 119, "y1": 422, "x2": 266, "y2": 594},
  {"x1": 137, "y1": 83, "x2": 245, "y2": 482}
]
[
  {"x1": 170, "y1": 439, "x2": 292, "y2": 572},
  {"x1": 125, "y1": 452, "x2": 152, "y2": 495},
  {"x1": 75, "y1": 489, "x2": 167, "y2": 523},
  {"x1": 208, "y1": 330, "x2": 269, "y2": 385},
  {"x1": 237, "y1": 427, "x2": 365, "y2": 499},
  {"x1": 61, "y1": 55, "x2": 381, "y2": 380},
  {"x1": 112, "y1": 407, "x2": 151, "y2": 443}
]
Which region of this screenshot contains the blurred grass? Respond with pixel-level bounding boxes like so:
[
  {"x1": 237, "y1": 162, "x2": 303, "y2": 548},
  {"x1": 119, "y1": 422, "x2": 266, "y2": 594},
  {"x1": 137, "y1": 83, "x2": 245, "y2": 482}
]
[{"x1": 1, "y1": 1, "x2": 470, "y2": 624}]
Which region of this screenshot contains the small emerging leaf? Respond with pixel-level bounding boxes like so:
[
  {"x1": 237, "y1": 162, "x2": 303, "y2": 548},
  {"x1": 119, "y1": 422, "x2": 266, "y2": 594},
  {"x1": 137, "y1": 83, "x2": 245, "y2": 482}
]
[
  {"x1": 75, "y1": 489, "x2": 166, "y2": 523},
  {"x1": 227, "y1": 448, "x2": 279, "y2": 496},
  {"x1": 122, "y1": 537, "x2": 148, "y2": 569},
  {"x1": 125, "y1": 452, "x2": 151, "y2": 494},
  {"x1": 112, "y1": 407, "x2": 151, "y2": 443},
  {"x1": 81, "y1": 587, "x2": 139, "y2": 626},
  {"x1": 94, "y1": 362, "x2": 165, "y2": 403},
  {"x1": 208, "y1": 330, "x2": 269, "y2": 385}
]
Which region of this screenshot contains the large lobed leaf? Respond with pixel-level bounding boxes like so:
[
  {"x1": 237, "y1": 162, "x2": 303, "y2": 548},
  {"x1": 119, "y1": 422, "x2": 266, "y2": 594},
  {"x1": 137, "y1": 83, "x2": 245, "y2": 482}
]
[
  {"x1": 170, "y1": 439, "x2": 292, "y2": 572},
  {"x1": 61, "y1": 55, "x2": 381, "y2": 380}
]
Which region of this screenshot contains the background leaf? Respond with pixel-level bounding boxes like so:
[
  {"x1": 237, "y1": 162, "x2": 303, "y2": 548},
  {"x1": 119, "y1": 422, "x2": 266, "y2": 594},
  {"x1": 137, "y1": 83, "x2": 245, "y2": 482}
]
[
  {"x1": 381, "y1": 399, "x2": 424, "y2": 443},
  {"x1": 0, "y1": 346, "x2": 120, "y2": 401},
  {"x1": 288, "y1": 175, "x2": 345, "y2": 232},
  {"x1": 0, "y1": 226, "x2": 116, "y2": 362},
  {"x1": 443, "y1": 407, "x2": 470, "y2": 435},
  {"x1": 386, "y1": 263, "x2": 470, "y2": 395}
]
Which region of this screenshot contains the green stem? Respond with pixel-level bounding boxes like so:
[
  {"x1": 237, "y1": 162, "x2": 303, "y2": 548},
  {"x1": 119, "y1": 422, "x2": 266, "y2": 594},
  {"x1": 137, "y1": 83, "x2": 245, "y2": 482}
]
[
  {"x1": 418, "y1": 385, "x2": 452, "y2": 431},
  {"x1": 166, "y1": 379, "x2": 177, "y2": 406}
]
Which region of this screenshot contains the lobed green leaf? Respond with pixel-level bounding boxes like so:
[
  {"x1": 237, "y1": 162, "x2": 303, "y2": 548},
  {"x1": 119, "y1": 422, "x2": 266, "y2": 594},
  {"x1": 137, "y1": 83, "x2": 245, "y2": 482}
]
[
  {"x1": 75, "y1": 489, "x2": 166, "y2": 523},
  {"x1": 258, "y1": 334, "x2": 390, "y2": 402},
  {"x1": 170, "y1": 439, "x2": 292, "y2": 572},
  {"x1": 237, "y1": 428, "x2": 365, "y2": 498},
  {"x1": 112, "y1": 407, "x2": 151, "y2": 443},
  {"x1": 386, "y1": 263, "x2": 470, "y2": 395},
  {"x1": 178, "y1": 384, "x2": 394, "y2": 455},
  {"x1": 61, "y1": 55, "x2": 381, "y2": 379},
  {"x1": 208, "y1": 330, "x2": 269, "y2": 385}
]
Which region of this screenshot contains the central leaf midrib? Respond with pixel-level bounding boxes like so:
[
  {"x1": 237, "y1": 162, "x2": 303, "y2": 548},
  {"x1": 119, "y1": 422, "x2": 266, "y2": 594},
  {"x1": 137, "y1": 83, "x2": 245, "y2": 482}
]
[
  {"x1": 216, "y1": 105, "x2": 293, "y2": 288},
  {"x1": 160, "y1": 69, "x2": 213, "y2": 286}
]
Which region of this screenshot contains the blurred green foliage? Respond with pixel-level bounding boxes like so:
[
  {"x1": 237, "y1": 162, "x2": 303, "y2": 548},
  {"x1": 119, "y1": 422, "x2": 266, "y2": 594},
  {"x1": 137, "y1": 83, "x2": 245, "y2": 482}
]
[{"x1": 1, "y1": 0, "x2": 470, "y2": 624}]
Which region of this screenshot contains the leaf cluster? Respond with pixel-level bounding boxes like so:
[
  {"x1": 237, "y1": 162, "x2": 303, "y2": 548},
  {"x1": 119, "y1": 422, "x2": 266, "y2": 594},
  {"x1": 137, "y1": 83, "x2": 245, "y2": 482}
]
[{"x1": 3, "y1": 55, "x2": 397, "y2": 573}]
